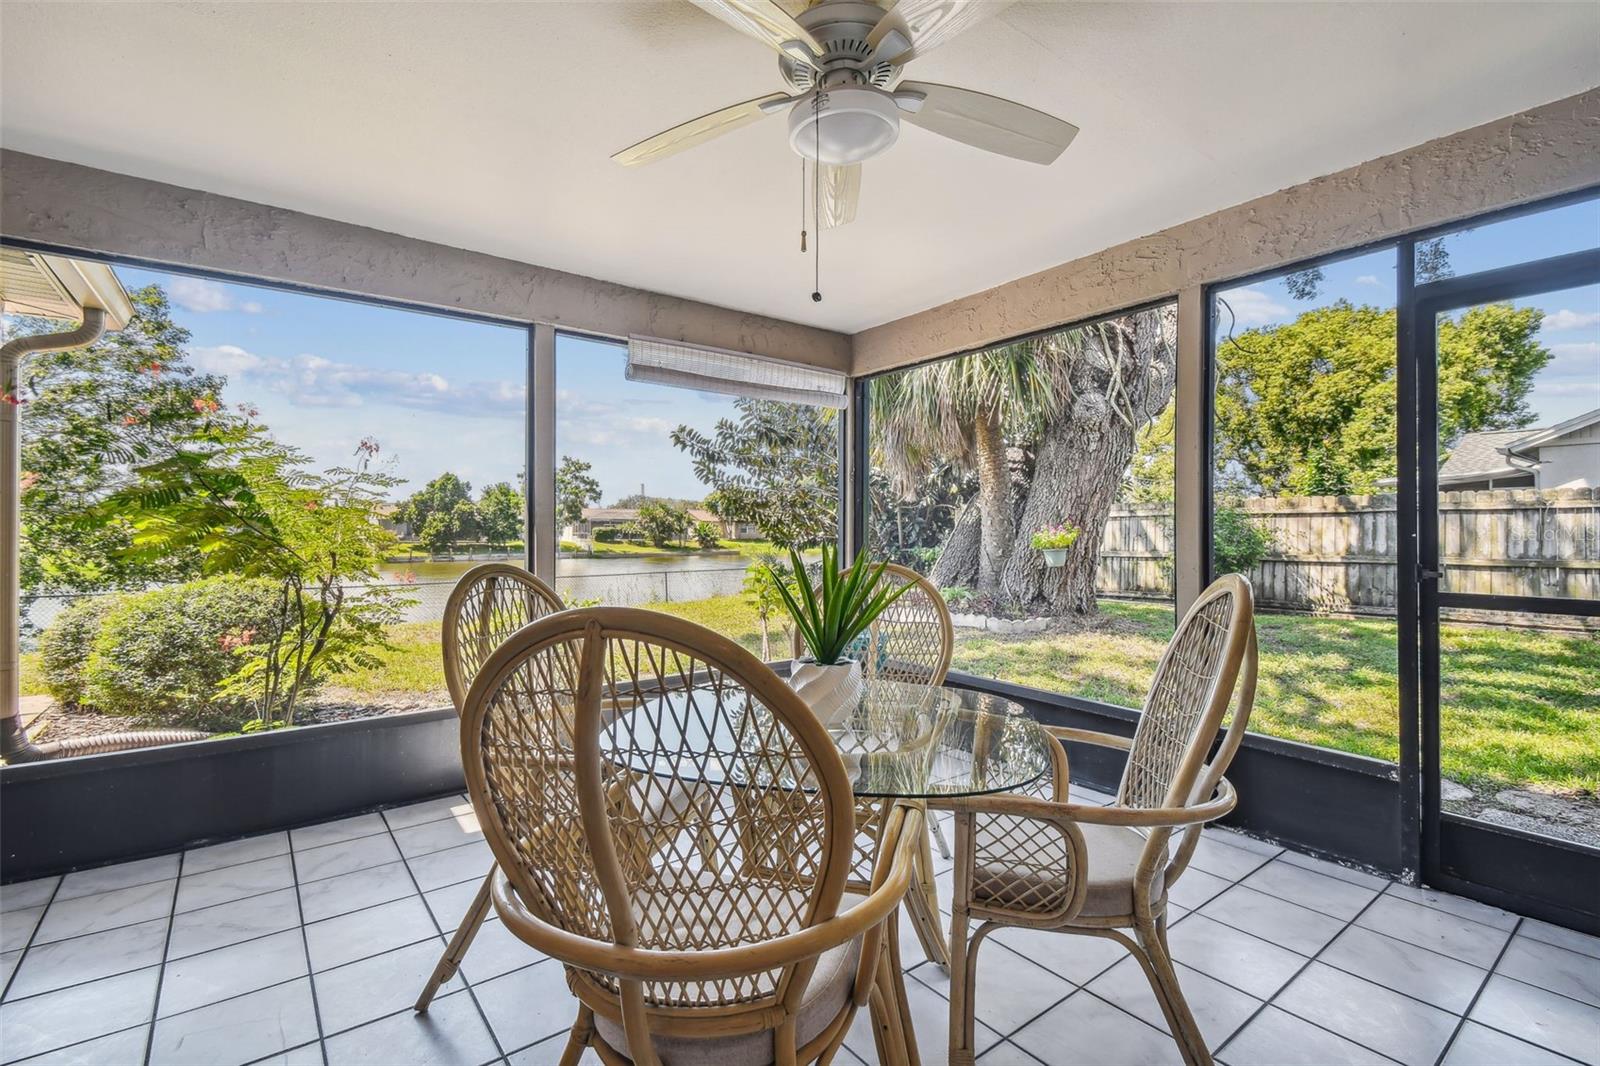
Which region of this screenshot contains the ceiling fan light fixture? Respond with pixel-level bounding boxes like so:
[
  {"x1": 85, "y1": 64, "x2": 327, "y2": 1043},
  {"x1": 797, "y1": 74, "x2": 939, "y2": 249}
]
[{"x1": 787, "y1": 87, "x2": 900, "y2": 165}]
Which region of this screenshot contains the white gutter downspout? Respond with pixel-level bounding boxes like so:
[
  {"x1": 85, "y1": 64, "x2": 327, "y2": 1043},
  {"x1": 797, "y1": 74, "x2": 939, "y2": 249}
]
[{"x1": 1, "y1": 311, "x2": 108, "y2": 760}]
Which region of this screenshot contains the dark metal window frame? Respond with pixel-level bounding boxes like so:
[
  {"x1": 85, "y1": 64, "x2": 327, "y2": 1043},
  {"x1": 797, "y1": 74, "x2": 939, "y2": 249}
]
[{"x1": 1200, "y1": 186, "x2": 1600, "y2": 925}]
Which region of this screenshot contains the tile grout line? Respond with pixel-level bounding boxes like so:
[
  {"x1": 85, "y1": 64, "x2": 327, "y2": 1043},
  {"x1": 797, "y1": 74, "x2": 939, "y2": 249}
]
[
  {"x1": 0, "y1": 874, "x2": 62, "y2": 1005},
  {"x1": 287, "y1": 826, "x2": 333, "y2": 1066},
  {"x1": 141, "y1": 851, "x2": 185, "y2": 1066},
  {"x1": 1429, "y1": 915, "x2": 1536, "y2": 1066},
  {"x1": 382, "y1": 809, "x2": 512, "y2": 1063}
]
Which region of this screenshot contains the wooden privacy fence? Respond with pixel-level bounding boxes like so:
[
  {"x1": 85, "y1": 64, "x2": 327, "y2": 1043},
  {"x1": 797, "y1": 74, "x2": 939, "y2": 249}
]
[{"x1": 1096, "y1": 489, "x2": 1600, "y2": 612}]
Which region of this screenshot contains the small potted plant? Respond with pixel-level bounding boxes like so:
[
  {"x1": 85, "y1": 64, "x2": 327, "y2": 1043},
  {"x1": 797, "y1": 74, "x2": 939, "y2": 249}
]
[
  {"x1": 1031, "y1": 523, "x2": 1081, "y2": 567},
  {"x1": 767, "y1": 544, "x2": 911, "y2": 725}
]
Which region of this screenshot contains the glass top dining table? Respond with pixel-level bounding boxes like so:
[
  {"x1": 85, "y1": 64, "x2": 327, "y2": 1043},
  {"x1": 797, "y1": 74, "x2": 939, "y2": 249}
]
[{"x1": 599, "y1": 676, "x2": 1054, "y2": 800}]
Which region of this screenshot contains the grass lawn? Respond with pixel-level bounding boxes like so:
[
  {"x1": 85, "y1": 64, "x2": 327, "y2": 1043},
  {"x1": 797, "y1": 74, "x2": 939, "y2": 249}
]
[{"x1": 23, "y1": 595, "x2": 1593, "y2": 797}]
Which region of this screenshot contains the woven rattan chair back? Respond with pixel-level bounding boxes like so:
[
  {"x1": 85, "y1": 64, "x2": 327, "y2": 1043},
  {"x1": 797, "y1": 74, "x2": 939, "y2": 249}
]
[
  {"x1": 1117, "y1": 573, "x2": 1254, "y2": 813},
  {"x1": 461, "y1": 607, "x2": 856, "y2": 1037},
  {"x1": 442, "y1": 563, "x2": 564, "y2": 711}
]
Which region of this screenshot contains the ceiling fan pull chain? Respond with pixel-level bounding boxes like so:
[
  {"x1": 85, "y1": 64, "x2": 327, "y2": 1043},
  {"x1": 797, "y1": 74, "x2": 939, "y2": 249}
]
[
  {"x1": 812, "y1": 96, "x2": 822, "y2": 303},
  {"x1": 800, "y1": 156, "x2": 808, "y2": 253}
]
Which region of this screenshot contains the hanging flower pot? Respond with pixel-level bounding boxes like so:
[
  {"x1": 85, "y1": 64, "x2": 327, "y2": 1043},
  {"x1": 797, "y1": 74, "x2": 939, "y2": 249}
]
[{"x1": 1031, "y1": 523, "x2": 1081, "y2": 568}]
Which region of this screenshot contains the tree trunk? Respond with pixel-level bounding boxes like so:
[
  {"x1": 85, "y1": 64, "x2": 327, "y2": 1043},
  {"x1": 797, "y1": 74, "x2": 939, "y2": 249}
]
[
  {"x1": 1000, "y1": 410, "x2": 1141, "y2": 614},
  {"x1": 929, "y1": 499, "x2": 981, "y2": 590},
  {"x1": 1000, "y1": 310, "x2": 1177, "y2": 615},
  {"x1": 972, "y1": 410, "x2": 1011, "y2": 595}
]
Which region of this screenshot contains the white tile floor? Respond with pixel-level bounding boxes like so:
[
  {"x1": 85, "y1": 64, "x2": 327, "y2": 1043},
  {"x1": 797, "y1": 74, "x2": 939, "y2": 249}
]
[{"x1": 1, "y1": 790, "x2": 1596, "y2": 1066}]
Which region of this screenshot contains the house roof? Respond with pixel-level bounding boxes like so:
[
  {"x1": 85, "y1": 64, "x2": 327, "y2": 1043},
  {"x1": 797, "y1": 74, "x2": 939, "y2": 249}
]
[{"x1": 1437, "y1": 408, "x2": 1600, "y2": 485}]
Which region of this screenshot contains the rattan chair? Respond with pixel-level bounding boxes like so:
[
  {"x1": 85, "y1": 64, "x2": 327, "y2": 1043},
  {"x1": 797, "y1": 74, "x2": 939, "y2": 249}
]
[
  {"x1": 416, "y1": 564, "x2": 567, "y2": 1011},
  {"x1": 793, "y1": 563, "x2": 956, "y2": 968},
  {"x1": 944, "y1": 575, "x2": 1259, "y2": 1066},
  {"x1": 463, "y1": 607, "x2": 926, "y2": 1066}
]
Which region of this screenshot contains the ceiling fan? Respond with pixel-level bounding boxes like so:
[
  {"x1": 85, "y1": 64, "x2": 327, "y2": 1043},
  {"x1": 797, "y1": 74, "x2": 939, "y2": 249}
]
[{"x1": 612, "y1": 0, "x2": 1078, "y2": 230}]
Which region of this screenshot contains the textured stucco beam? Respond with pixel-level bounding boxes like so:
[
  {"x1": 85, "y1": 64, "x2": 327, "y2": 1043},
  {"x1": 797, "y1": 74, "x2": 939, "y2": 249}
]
[
  {"x1": 0, "y1": 150, "x2": 852, "y2": 372},
  {"x1": 851, "y1": 87, "x2": 1600, "y2": 375}
]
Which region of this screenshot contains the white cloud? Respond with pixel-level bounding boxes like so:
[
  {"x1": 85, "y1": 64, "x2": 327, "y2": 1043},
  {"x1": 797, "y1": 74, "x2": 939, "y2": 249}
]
[
  {"x1": 1543, "y1": 309, "x2": 1600, "y2": 332},
  {"x1": 190, "y1": 343, "x2": 523, "y2": 418},
  {"x1": 1354, "y1": 275, "x2": 1381, "y2": 287},
  {"x1": 1548, "y1": 341, "x2": 1600, "y2": 360},
  {"x1": 167, "y1": 277, "x2": 265, "y2": 315},
  {"x1": 1218, "y1": 287, "x2": 1289, "y2": 328}
]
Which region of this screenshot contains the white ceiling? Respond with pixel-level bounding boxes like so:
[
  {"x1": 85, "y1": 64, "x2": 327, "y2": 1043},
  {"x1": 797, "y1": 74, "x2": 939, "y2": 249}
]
[{"x1": 2, "y1": 2, "x2": 1597, "y2": 333}]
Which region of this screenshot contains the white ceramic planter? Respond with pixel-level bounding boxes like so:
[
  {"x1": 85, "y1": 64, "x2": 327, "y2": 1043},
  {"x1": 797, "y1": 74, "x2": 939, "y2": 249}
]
[
  {"x1": 1041, "y1": 547, "x2": 1070, "y2": 567},
  {"x1": 788, "y1": 658, "x2": 864, "y2": 726}
]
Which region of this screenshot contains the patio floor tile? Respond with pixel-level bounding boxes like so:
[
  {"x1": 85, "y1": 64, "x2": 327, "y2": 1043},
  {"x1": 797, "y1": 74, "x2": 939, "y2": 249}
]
[
  {"x1": 148, "y1": 977, "x2": 319, "y2": 1066},
  {"x1": 1200, "y1": 885, "x2": 1346, "y2": 956},
  {"x1": 380, "y1": 794, "x2": 473, "y2": 833},
  {"x1": 0, "y1": 965, "x2": 160, "y2": 1062},
  {"x1": 1519, "y1": 918, "x2": 1600, "y2": 960},
  {"x1": 989, "y1": 922, "x2": 1127, "y2": 987},
  {"x1": 1166, "y1": 867, "x2": 1234, "y2": 911},
  {"x1": 1086, "y1": 956, "x2": 1263, "y2": 1051},
  {"x1": 1495, "y1": 933, "x2": 1600, "y2": 1008},
  {"x1": 1275, "y1": 851, "x2": 1392, "y2": 891},
  {"x1": 32, "y1": 879, "x2": 175, "y2": 943},
  {"x1": 1273, "y1": 961, "x2": 1458, "y2": 1065},
  {"x1": 3, "y1": 915, "x2": 168, "y2": 1001},
  {"x1": 1165, "y1": 915, "x2": 1305, "y2": 1001},
  {"x1": 1467, "y1": 974, "x2": 1600, "y2": 1064},
  {"x1": 1239, "y1": 857, "x2": 1382, "y2": 921},
  {"x1": 1, "y1": 950, "x2": 19, "y2": 990},
  {"x1": 297, "y1": 860, "x2": 417, "y2": 924},
  {"x1": 456, "y1": 913, "x2": 545, "y2": 985},
  {"x1": 1012, "y1": 989, "x2": 1182, "y2": 1066},
  {"x1": 1187, "y1": 837, "x2": 1273, "y2": 882},
  {"x1": 0, "y1": 879, "x2": 58, "y2": 915},
  {"x1": 1354, "y1": 894, "x2": 1511, "y2": 969},
  {"x1": 909, "y1": 937, "x2": 1072, "y2": 1037},
  {"x1": 423, "y1": 878, "x2": 484, "y2": 930},
  {"x1": 312, "y1": 938, "x2": 459, "y2": 1035},
  {"x1": 305, "y1": 895, "x2": 439, "y2": 974},
  {"x1": 288, "y1": 813, "x2": 391, "y2": 852},
  {"x1": 391, "y1": 811, "x2": 483, "y2": 859},
  {"x1": 471, "y1": 957, "x2": 580, "y2": 1053},
  {"x1": 166, "y1": 886, "x2": 302, "y2": 960},
  {"x1": 246, "y1": 1042, "x2": 326, "y2": 1066},
  {"x1": 405, "y1": 840, "x2": 493, "y2": 892},
  {"x1": 323, "y1": 989, "x2": 500, "y2": 1066},
  {"x1": 1317, "y1": 925, "x2": 1487, "y2": 1014},
  {"x1": 506, "y1": 1031, "x2": 601, "y2": 1065},
  {"x1": 9, "y1": 1024, "x2": 149, "y2": 1066},
  {"x1": 1217, "y1": 1005, "x2": 1394, "y2": 1066},
  {"x1": 848, "y1": 971, "x2": 1002, "y2": 1066},
  {"x1": 156, "y1": 927, "x2": 308, "y2": 1017},
  {"x1": 293, "y1": 832, "x2": 402, "y2": 884},
  {"x1": 1383, "y1": 882, "x2": 1519, "y2": 931},
  {"x1": 181, "y1": 832, "x2": 290, "y2": 876},
  {"x1": 0, "y1": 907, "x2": 43, "y2": 954},
  {"x1": 174, "y1": 854, "x2": 293, "y2": 913},
  {"x1": 53, "y1": 854, "x2": 180, "y2": 903},
  {"x1": 1441, "y1": 1020, "x2": 1578, "y2": 1066}
]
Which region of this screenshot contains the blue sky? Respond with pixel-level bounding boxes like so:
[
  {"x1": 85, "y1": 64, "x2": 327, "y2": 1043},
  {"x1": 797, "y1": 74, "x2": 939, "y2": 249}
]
[
  {"x1": 94, "y1": 196, "x2": 1597, "y2": 503},
  {"x1": 1214, "y1": 197, "x2": 1600, "y2": 426},
  {"x1": 111, "y1": 267, "x2": 748, "y2": 503}
]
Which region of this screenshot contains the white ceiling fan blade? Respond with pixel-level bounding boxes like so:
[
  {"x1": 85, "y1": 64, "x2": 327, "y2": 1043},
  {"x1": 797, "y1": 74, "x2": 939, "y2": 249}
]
[
  {"x1": 690, "y1": 0, "x2": 825, "y2": 69},
  {"x1": 819, "y1": 163, "x2": 860, "y2": 229},
  {"x1": 612, "y1": 93, "x2": 791, "y2": 167},
  {"x1": 867, "y1": 0, "x2": 1015, "y2": 65},
  {"x1": 896, "y1": 81, "x2": 1077, "y2": 165}
]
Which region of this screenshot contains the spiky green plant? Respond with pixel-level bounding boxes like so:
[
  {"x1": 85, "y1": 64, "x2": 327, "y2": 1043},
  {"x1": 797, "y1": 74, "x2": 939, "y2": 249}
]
[{"x1": 767, "y1": 545, "x2": 911, "y2": 666}]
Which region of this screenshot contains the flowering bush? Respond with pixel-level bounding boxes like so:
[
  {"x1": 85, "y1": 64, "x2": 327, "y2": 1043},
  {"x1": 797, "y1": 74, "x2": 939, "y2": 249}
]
[{"x1": 1030, "y1": 523, "x2": 1082, "y2": 551}]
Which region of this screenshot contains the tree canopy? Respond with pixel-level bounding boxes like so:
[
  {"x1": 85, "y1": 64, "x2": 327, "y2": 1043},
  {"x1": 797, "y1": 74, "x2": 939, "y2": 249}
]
[
  {"x1": 1212, "y1": 301, "x2": 1548, "y2": 495},
  {"x1": 555, "y1": 455, "x2": 601, "y2": 527},
  {"x1": 672, "y1": 399, "x2": 838, "y2": 549},
  {"x1": 16, "y1": 286, "x2": 228, "y2": 593}
]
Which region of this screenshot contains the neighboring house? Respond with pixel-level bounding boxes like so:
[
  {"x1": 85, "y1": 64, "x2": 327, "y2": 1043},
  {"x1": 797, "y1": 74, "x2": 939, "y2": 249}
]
[
  {"x1": 1437, "y1": 407, "x2": 1600, "y2": 490},
  {"x1": 562, "y1": 507, "x2": 760, "y2": 542},
  {"x1": 374, "y1": 502, "x2": 409, "y2": 538}
]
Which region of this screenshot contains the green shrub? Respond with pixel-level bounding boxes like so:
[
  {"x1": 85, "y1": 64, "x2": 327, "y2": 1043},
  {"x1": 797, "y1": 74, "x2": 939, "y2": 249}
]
[
  {"x1": 694, "y1": 521, "x2": 722, "y2": 550},
  {"x1": 1212, "y1": 504, "x2": 1274, "y2": 575},
  {"x1": 81, "y1": 577, "x2": 285, "y2": 729},
  {"x1": 37, "y1": 596, "x2": 117, "y2": 705},
  {"x1": 594, "y1": 527, "x2": 620, "y2": 543}
]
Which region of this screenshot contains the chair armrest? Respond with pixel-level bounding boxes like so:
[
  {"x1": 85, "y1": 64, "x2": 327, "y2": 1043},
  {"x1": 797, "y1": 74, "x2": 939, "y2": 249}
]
[
  {"x1": 951, "y1": 776, "x2": 1237, "y2": 830},
  {"x1": 492, "y1": 804, "x2": 925, "y2": 985}
]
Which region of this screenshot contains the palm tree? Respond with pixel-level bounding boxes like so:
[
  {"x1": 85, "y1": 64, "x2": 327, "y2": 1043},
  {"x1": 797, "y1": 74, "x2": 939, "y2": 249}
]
[{"x1": 868, "y1": 338, "x2": 1073, "y2": 595}]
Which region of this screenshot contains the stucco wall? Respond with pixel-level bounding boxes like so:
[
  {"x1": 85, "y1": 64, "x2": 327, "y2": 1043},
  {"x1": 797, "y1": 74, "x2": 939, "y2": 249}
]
[
  {"x1": 852, "y1": 88, "x2": 1600, "y2": 374},
  {"x1": 0, "y1": 151, "x2": 852, "y2": 372}
]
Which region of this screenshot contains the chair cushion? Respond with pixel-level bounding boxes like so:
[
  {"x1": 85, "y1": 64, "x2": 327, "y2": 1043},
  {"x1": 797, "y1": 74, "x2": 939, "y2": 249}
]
[
  {"x1": 971, "y1": 819, "x2": 1164, "y2": 918},
  {"x1": 591, "y1": 932, "x2": 860, "y2": 1066}
]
